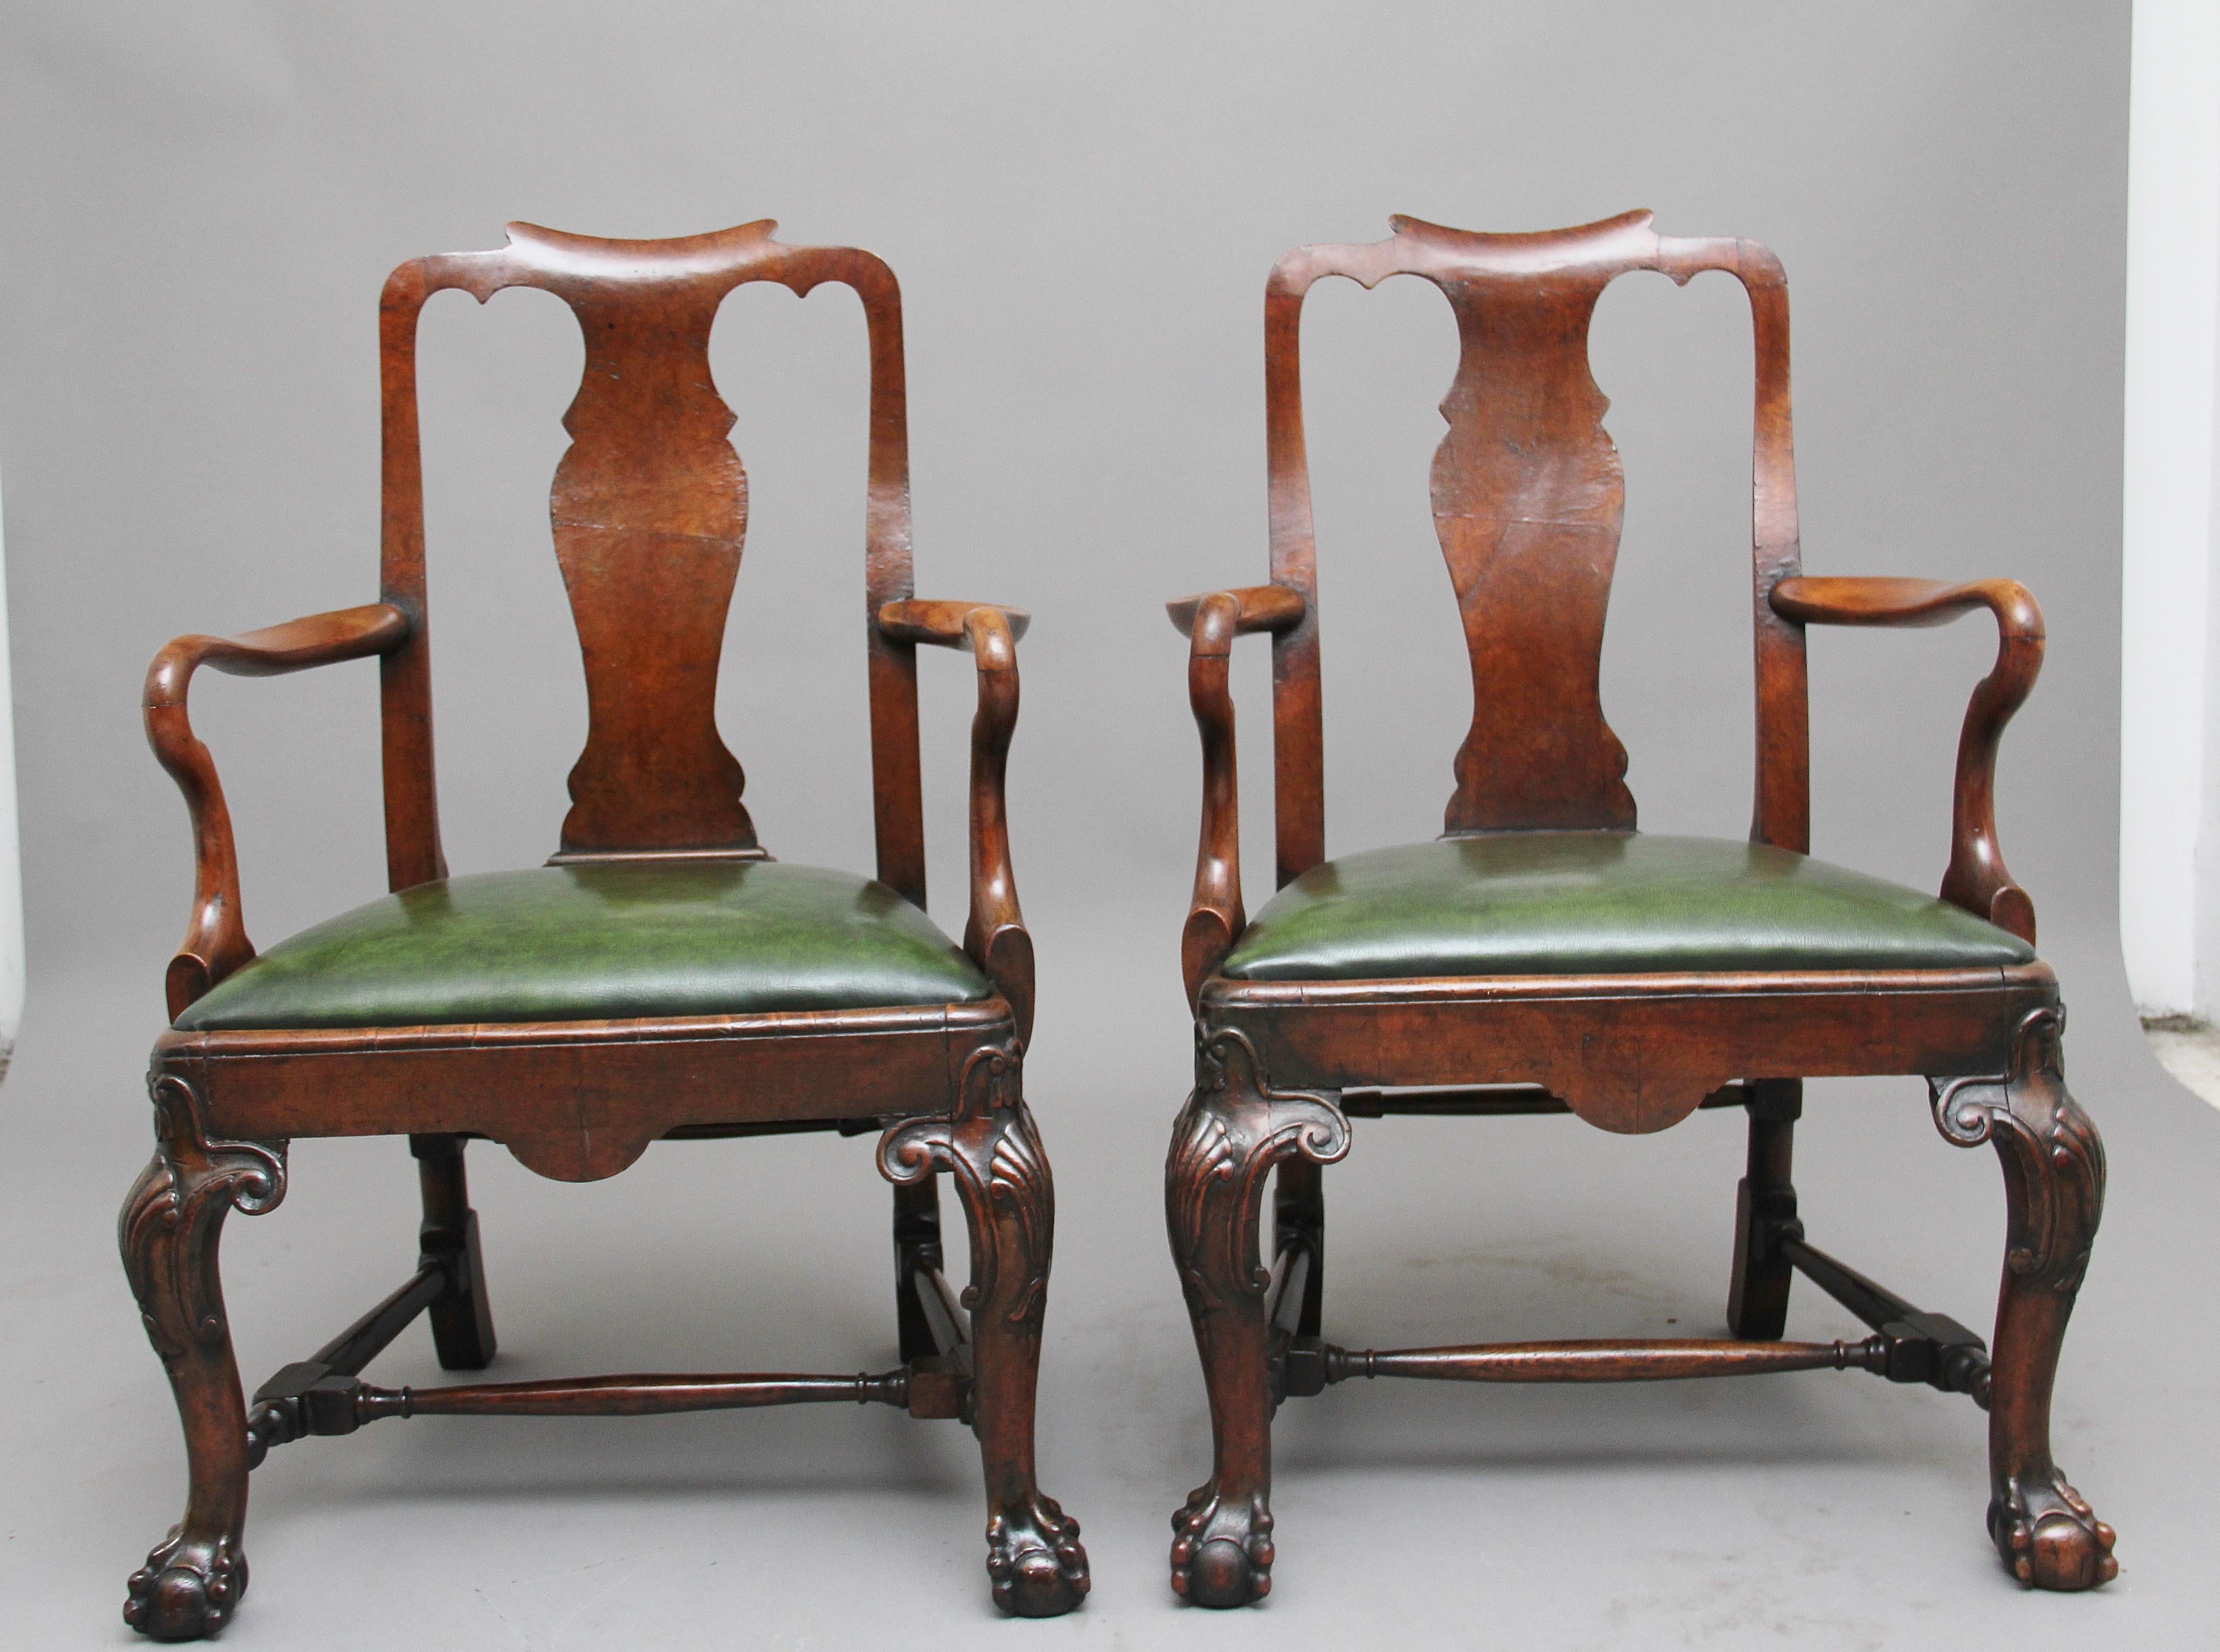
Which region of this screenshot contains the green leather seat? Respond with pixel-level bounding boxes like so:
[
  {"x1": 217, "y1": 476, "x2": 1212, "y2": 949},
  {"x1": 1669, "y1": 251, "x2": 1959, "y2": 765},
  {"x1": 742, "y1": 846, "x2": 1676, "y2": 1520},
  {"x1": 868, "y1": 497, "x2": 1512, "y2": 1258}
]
[
  {"x1": 174, "y1": 861, "x2": 993, "y2": 1031},
  {"x1": 1217, "y1": 833, "x2": 2035, "y2": 983}
]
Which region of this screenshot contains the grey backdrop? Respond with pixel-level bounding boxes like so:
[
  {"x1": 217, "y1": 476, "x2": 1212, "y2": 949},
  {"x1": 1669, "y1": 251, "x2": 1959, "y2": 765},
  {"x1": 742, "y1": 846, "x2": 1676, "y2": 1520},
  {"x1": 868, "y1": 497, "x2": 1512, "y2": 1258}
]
[{"x1": 8, "y1": 4, "x2": 2215, "y2": 1649}]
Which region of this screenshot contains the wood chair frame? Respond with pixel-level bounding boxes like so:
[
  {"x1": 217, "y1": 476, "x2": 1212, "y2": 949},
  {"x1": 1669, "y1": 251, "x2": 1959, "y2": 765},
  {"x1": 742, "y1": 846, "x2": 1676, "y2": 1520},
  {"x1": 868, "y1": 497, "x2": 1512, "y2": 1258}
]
[
  {"x1": 1163, "y1": 212, "x2": 2114, "y2": 1605},
  {"x1": 122, "y1": 221, "x2": 1088, "y2": 1638}
]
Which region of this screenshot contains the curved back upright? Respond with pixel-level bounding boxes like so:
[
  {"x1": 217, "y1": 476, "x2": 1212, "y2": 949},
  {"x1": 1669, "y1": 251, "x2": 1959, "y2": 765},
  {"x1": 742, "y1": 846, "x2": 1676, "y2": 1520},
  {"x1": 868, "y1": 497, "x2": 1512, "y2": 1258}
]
[
  {"x1": 1262, "y1": 210, "x2": 1807, "y2": 885},
  {"x1": 376, "y1": 221, "x2": 928, "y2": 901}
]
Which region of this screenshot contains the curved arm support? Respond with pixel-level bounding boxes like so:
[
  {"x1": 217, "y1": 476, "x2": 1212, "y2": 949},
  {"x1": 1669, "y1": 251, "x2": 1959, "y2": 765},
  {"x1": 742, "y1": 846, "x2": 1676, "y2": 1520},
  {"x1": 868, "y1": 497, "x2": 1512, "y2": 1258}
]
[
  {"x1": 1769, "y1": 575, "x2": 2044, "y2": 943},
  {"x1": 877, "y1": 600, "x2": 1034, "y2": 1043},
  {"x1": 1167, "y1": 587, "x2": 1306, "y2": 1011},
  {"x1": 145, "y1": 603, "x2": 413, "y2": 1019}
]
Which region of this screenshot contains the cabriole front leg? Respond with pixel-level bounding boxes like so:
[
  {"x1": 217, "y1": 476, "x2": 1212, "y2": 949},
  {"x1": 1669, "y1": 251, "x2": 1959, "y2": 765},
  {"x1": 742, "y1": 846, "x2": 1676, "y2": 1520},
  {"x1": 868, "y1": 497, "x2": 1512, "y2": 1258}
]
[
  {"x1": 879, "y1": 1043, "x2": 1089, "y2": 1617},
  {"x1": 1166, "y1": 1027, "x2": 1350, "y2": 1608},
  {"x1": 119, "y1": 1074, "x2": 287, "y2": 1640},
  {"x1": 1932, "y1": 1006, "x2": 2117, "y2": 1590}
]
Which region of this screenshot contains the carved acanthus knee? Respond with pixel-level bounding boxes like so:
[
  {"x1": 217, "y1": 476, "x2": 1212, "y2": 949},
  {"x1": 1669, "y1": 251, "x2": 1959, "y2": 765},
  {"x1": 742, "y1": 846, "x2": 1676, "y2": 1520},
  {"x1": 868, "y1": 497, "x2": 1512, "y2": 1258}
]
[
  {"x1": 1167, "y1": 1028, "x2": 1351, "y2": 1318},
  {"x1": 121, "y1": 1073, "x2": 287, "y2": 1373},
  {"x1": 878, "y1": 1040, "x2": 1052, "y2": 1329},
  {"x1": 1931, "y1": 1006, "x2": 2103, "y2": 1291}
]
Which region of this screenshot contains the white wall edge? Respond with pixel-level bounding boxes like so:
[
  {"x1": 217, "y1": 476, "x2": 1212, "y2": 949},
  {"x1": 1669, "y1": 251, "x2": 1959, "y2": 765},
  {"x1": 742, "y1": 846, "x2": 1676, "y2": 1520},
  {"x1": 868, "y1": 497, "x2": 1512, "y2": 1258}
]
[
  {"x1": 2121, "y1": 0, "x2": 2220, "y2": 1017},
  {"x1": 0, "y1": 474, "x2": 22, "y2": 1069}
]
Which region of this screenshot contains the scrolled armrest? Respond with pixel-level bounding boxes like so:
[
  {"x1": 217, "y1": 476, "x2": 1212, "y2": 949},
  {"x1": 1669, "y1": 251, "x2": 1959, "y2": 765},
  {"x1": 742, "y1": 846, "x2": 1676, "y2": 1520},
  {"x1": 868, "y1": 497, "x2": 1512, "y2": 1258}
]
[
  {"x1": 145, "y1": 602, "x2": 413, "y2": 1017},
  {"x1": 1769, "y1": 575, "x2": 2044, "y2": 943},
  {"x1": 876, "y1": 599, "x2": 1034, "y2": 1042},
  {"x1": 876, "y1": 598, "x2": 1030, "y2": 649},
  {"x1": 1166, "y1": 583, "x2": 1305, "y2": 646},
  {"x1": 1768, "y1": 575, "x2": 2041, "y2": 639},
  {"x1": 1171, "y1": 587, "x2": 1308, "y2": 1010}
]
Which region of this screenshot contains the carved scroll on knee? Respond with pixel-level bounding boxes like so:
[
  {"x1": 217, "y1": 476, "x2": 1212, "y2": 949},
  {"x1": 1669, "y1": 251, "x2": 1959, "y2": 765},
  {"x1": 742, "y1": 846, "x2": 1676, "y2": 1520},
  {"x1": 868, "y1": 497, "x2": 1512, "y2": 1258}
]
[
  {"x1": 121, "y1": 1074, "x2": 288, "y2": 1362},
  {"x1": 1930, "y1": 1006, "x2": 2104, "y2": 1288},
  {"x1": 877, "y1": 1039, "x2": 1051, "y2": 1325}
]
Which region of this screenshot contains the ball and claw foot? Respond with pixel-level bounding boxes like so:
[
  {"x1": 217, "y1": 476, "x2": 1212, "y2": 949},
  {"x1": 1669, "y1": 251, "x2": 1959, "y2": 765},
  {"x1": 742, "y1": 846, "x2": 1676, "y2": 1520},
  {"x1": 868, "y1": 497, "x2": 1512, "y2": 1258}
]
[
  {"x1": 1170, "y1": 1485, "x2": 1274, "y2": 1608},
  {"x1": 1990, "y1": 1473, "x2": 2118, "y2": 1591},
  {"x1": 124, "y1": 1530, "x2": 246, "y2": 1641},
  {"x1": 985, "y1": 1496, "x2": 1090, "y2": 1617}
]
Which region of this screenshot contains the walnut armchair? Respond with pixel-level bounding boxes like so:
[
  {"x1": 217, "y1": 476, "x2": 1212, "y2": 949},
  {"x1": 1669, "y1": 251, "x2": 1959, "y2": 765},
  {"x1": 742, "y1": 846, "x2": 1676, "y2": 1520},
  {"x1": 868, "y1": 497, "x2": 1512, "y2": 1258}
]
[
  {"x1": 122, "y1": 221, "x2": 1088, "y2": 1639},
  {"x1": 1162, "y1": 213, "x2": 2113, "y2": 1606}
]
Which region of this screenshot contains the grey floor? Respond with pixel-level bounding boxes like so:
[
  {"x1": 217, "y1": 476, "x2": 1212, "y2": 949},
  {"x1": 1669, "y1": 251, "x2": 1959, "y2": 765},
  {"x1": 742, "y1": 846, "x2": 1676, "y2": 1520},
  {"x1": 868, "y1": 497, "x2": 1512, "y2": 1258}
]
[
  {"x1": 2147, "y1": 1020, "x2": 2220, "y2": 1115},
  {"x1": 6, "y1": 920, "x2": 2216, "y2": 1649}
]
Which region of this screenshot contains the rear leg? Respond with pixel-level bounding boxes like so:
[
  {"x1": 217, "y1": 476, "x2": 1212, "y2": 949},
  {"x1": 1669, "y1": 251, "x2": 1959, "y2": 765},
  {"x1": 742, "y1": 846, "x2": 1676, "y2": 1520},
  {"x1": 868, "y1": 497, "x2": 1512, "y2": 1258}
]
[
  {"x1": 1727, "y1": 1079, "x2": 1800, "y2": 1339},
  {"x1": 411, "y1": 1135, "x2": 495, "y2": 1370},
  {"x1": 1273, "y1": 1160, "x2": 1324, "y2": 1340},
  {"x1": 893, "y1": 1175, "x2": 943, "y2": 1364}
]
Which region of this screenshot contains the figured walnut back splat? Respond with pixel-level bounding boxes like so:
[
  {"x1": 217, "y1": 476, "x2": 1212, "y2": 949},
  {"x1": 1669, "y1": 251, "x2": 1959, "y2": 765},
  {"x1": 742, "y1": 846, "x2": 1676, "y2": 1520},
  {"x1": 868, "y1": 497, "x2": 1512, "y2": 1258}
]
[
  {"x1": 1263, "y1": 211, "x2": 1808, "y2": 881},
  {"x1": 377, "y1": 222, "x2": 927, "y2": 891}
]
